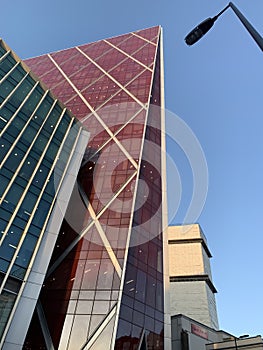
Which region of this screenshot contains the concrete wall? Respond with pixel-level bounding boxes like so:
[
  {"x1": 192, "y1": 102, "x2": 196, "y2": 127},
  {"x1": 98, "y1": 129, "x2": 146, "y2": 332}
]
[
  {"x1": 168, "y1": 224, "x2": 219, "y2": 329},
  {"x1": 171, "y1": 314, "x2": 223, "y2": 350}
]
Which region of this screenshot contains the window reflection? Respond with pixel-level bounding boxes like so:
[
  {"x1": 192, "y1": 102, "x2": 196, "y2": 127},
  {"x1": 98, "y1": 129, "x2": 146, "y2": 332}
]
[{"x1": 0, "y1": 291, "x2": 17, "y2": 339}]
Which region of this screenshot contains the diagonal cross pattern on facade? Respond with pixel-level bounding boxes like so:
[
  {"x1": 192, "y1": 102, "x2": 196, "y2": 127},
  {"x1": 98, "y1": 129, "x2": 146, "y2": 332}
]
[{"x1": 0, "y1": 26, "x2": 170, "y2": 350}]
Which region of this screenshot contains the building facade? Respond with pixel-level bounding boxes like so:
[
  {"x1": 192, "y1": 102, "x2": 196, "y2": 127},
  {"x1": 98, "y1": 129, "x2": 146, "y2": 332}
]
[
  {"x1": 206, "y1": 335, "x2": 263, "y2": 350},
  {"x1": 168, "y1": 224, "x2": 219, "y2": 330},
  {"x1": 0, "y1": 39, "x2": 89, "y2": 349},
  {"x1": 171, "y1": 314, "x2": 227, "y2": 350},
  {"x1": 0, "y1": 26, "x2": 170, "y2": 349},
  {"x1": 171, "y1": 314, "x2": 263, "y2": 350}
]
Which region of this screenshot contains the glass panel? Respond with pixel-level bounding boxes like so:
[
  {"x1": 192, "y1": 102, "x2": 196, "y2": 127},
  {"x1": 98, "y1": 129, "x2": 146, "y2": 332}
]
[
  {"x1": 5, "y1": 180, "x2": 24, "y2": 206},
  {"x1": 10, "y1": 264, "x2": 26, "y2": 279},
  {"x1": 31, "y1": 199, "x2": 52, "y2": 228},
  {"x1": 81, "y1": 260, "x2": 100, "y2": 289},
  {"x1": 0, "y1": 173, "x2": 9, "y2": 197},
  {"x1": 0, "y1": 207, "x2": 12, "y2": 223},
  {"x1": 33, "y1": 94, "x2": 53, "y2": 125},
  {"x1": 8, "y1": 75, "x2": 34, "y2": 108},
  {"x1": 0, "y1": 136, "x2": 12, "y2": 163},
  {"x1": 20, "y1": 190, "x2": 38, "y2": 213},
  {"x1": 20, "y1": 123, "x2": 39, "y2": 147},
  {"x1": 0, "y1": 104, "x2": 15, "y2": 123},
  {"x1": 0, "y1": 43, "x2": 7, "y2": 58},
  {"x1": 43, "y1": 104, "x2": 62, "y2": 133},
  {"x1": 0, "y1": 224, "x2": 23, "y2": 262},
  {"x1": 15, "y1": 233, "x2": 38, "y2": 269},
  {"x1": 67, "y1": 315, "x2": 90, "y2": 349},
  {"x1": 18, "y1": 154, "x2": 38, "y2": 180},
  {"x1": 0, "y1": 54, "x2": 17, "y2": 79},
  {"x1": 20, "y1": 84, "x2": 45, "y2": 116},
  {"x1": 88, "y1": 314, "x2": 116, "y2": 350},
  {"x1": 0, "y1": 258, "x2": 9, "y2": 273},
  {"x1": 10, "y1": 64, "x2": 26, "y2": 84},
  {"x1": 96, "y1": 260, "x2": 114, "y2": 290},
  {"x1": 0, "y1": 290, "x2": 17, "y2": 339},
  {"x1": 0, "y1": 78, "x2": 16, "y2": 101},
  {"x1": 92, "y1": 300, "x2": 109, "y2": 314}
]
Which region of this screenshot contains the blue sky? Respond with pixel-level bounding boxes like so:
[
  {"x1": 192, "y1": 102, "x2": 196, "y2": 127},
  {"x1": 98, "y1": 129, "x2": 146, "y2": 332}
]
[{"x1": 1, "y1": 0, "x2": 263, "y2": 338}]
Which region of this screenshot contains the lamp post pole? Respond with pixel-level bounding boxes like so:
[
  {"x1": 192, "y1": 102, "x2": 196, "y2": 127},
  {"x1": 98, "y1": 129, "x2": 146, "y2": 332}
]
[
  {"x1": 184, "y1": 2, "x2": 263, "y2": 51},
  {"x1": 229, "y1": 2, "x2": 263, "y2": 51},
  {"x1": 234, "y1": 337, "x2": 238, "y2": 350}
]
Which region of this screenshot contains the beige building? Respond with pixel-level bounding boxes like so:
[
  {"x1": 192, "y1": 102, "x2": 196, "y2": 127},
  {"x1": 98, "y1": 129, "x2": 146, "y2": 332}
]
[
  {"x1": 206, "y1": 335, "x2": 263, "y2": 349},
  {"x1": 168, "y1": 224, "x2": 219, "y2": 329}
]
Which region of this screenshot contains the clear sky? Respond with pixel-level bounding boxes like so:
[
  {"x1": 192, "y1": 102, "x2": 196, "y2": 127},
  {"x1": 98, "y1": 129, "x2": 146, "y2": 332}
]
[{"x1": 1, "y1": 0, "x2": 262, "y2": 339}]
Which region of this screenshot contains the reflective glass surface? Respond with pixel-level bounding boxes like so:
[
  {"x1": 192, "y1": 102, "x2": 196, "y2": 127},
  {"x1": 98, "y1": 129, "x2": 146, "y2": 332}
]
[
  {"x1": 0, "y1": 40, "x2": 83, "y2": 340},
  {"x1": 24, "y1": 26, "x2": 163, "y2": 350},
  {"x1": 116, "y1": 44, "x2": 164, "y2": 350}
]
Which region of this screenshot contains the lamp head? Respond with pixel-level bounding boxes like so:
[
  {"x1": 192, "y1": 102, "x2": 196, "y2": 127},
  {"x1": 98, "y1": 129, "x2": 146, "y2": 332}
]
[{"x1": 185, "y1": 17, "x2": 217, "y2": 45}]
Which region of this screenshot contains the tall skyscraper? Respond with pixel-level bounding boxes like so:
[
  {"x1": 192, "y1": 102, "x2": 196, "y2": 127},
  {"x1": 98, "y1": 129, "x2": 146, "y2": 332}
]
[
  {"x1": 0, "y1": 26, "x2": 170, "y2": 349},
  {"x1": 168, "y1": 224, "x2": 219, "y2": 330},
  {"x1": 0, "y1": 39, "x2": 89, "y2": 348}
]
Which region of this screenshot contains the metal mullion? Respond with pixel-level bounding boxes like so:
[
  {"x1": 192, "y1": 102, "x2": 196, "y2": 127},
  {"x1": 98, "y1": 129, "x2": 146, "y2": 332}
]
[
  {"x1": 0, "y1": 103, "x2": 65, "y2": 244},
  {"x1": 79, "y1": 63, "x2": 148, "y2": 123},
  {"x1": 36, "y1": 302, "x2": 55, "y2": 350},
  {"x1": 0, "y1": 82, "x2": 43, "y2": 167},
  {"x1": 0, "y1": 97, "x2": 58, "y2": 205},
  {"x1": 12, "y1": 117, "x2": 77, "y2": 275},
  {"x1": 0, "y1": 108, "x2": 70, "y2": 289},
  {"x1": 82, "y1": 305, "x2": 117, "y2": 350},
  {"x1": 44, "y1": 116, "x2": 137, "y2": 279},
  {"x1": 81, "y1": 107, "x2": 144, "y2": 165},
  {"x1": 82, "y1": 40, "x2": 155, "y2": 111},
  {"x1": 48, "y1": 54, "x2": 116, "y2": 144},
  {"x1": 74, "y1": 50, "x2": 145, "y2": 169},
  {"x1": 63, "y1": 69, "x2": 108, "y2": 104},
  {"x1": 97, "y1": 62, "x2": 150, "y2": 112},
  {"x1": 48, "y1": 52, "x2": 144, "y2": 172},
  {"x1": 0, "y1": 71, "x2": 30, "y2": 109},
  {"x1": 159, "y1": 28, "x2": 172, "y2": 350},
  {"x1": 81, "y1": 190, "x2": 122, "y2": 278},
  {"x1": 45, "y1": 43, "x2": 101, "y2": 91},
  {"x1": 106, "y1": 37, "x2": 153, "y2": 72},
  {"x1": 38, "y1": 50, "x2": 81, "y2": 89},
  {"x1": 96, "y1": 171, "x2": 137, "y2": 220},
  {"x1": 132, "y1": 32, "x2": 157, "y2": 46},
  {"x1": 63, "y1": 56, "x2": 128, "y2": 106},
  {"x1": 104, "y1": 39, "x2": 153, "y2": 72},
  {"x1": 113, "y1": 106, "x2": 144, "y2": 138},
  {"x1": 0, "y1": 50, "x2": 11, "y2": 64},
  {"x1": 0, "y1": 89, "x2": 49, "y2": 167},
  {"x1": 76, "y1": 47, "x2": 147, "y2": 108},
  {"x1": 0, "y1": 60, "x2": 20, "y2": 85},
  {"x1": 2, "y1": 287, "x2": 18, "y2": 296},
  {"x1": 78, "y1": 85, "x2": 123, "y2": 121},
  {"x1": 110, "y1": 31, "x2": 161, "y2": 350},
  {"x1": 77, "y1": 172, "x2": 137, "y2": 277},
  {"x1": 111, "y1": 134, "x2": 138, "y2": 169},
  {"x1": 0, "y1": 80, "x2": 40, "y2": 142},
  {"x1": 46, "y1": 221, "x2": 95, "y2": 278},
  {"x1": 64, "y1": 36, "x2": 138, "y2": 105},
  {"x1": 0, "y1": 118, "x2": 77, "y2": 347}
]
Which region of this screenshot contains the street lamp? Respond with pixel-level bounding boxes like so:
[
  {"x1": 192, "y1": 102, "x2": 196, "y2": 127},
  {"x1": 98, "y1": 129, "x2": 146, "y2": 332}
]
[
  {"x1": 184, "y1": 2, "x2": 263, "y2": 51},
  {"x1": 234, "y1": 334, "x2": 249, "y2": 350}
]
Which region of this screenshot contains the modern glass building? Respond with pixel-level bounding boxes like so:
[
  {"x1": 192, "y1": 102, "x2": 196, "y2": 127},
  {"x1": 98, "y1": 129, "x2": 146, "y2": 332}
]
[
  {"x1": 0, "y1": 40, "x2": 89, "y2": 349},
  {"x1": 1, "y1": 26, "x2": 170, "y2": 349}
]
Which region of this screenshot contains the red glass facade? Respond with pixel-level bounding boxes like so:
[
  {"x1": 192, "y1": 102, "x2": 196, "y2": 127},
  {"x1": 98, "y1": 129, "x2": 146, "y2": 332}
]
[{"x1": 23, "y1": 26, "x2": 166, "y2": 349}]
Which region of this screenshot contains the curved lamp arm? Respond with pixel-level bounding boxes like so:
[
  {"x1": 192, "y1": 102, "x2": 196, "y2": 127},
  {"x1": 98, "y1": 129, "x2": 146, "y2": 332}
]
[{"x1": 185, "y1": 2, "x2": 263, "y2": 52}]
